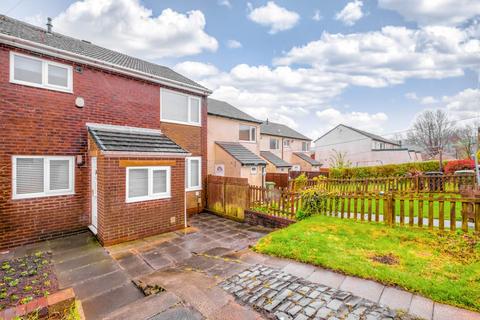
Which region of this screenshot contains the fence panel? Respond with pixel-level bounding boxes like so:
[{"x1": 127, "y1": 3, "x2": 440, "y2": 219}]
[
  {"x1": 266, "y1": 172, "x2": 289, "y2": 188},
  {"x1": 206, "y1": 175, "x2": 249, "y2": 220}
]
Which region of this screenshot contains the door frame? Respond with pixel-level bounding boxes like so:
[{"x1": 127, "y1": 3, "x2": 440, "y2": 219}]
[{"x1": 89, "y1": 157, "x2": 98, "y2": 234}]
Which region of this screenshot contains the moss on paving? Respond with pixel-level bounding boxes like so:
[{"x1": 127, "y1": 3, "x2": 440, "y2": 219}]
[{"x1": 254, "y1": 215, "x2": 480, "y2": 312}]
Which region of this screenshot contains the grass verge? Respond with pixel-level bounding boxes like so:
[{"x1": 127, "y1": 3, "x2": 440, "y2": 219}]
[{"x1": 254, "y1": 215, "x2": 480, "y2": 312}]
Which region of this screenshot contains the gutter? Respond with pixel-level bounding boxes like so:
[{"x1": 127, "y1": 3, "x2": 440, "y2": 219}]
[{"x1": 0, "y1": 33, "x2": 212, "y2": 96}]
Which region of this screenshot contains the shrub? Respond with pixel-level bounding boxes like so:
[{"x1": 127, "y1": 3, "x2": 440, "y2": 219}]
[
  {"x1": 292, "y1": 173, "x2": 308, "y2": 191},
  {"x1": 297, "y1": 188, "x2": 338, "y2": 220},
  {"x1": 444, "y1": 159, "x2": 475, "y2": 174},
  {"x1": 329, "y1": 160, "x2": 445, "y2": 179}
]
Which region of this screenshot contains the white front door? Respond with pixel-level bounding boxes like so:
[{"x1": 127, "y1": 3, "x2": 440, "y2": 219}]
[{"x1": 90, "y1": 157, "x2": 98, "y2": 234}]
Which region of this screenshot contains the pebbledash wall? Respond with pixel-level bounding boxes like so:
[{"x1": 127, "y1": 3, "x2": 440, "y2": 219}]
[{"x1": 0, "y1": 44, "x2": 208, "y2": 249}]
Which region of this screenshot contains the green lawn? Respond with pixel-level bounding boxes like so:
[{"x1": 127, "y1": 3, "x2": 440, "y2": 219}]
[{"x1": 254, "y1": 215, "x2": 480, "y2": 312}]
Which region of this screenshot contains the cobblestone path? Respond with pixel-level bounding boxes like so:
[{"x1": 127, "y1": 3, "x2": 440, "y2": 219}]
[{"x1": 220, "y1": 265, "x2": 419, "y2": 320}]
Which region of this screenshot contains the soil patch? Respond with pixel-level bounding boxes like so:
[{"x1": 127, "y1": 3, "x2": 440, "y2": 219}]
[
  {"x1": 370, "y1": 253, "x2": 399, "y2": 265},
  {"x1": 0, "y1": 251, "x2": 59, "y2": 310}
]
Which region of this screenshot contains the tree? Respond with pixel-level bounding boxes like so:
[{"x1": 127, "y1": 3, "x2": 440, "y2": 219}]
[
  {"x1": 328, "y1": 149, "x2": 351, "y2": 168},
  {"x1": 455, "y1": 122, "x2": 479, "y2": 159},
  {"x1": 407, "y1": 110, "x2": 456, "y2": 158}
]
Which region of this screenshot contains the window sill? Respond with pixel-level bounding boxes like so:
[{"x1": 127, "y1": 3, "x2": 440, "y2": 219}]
[
  {"x1": 161, "y1": 119, "x2": 201, "y2": 127},
  {"x1": 10, "y1": 80, "x2": 73, "y2": 94},
  {"x1": 239, "y1": 140, "x2": 257, "y2": 144},
  {"x1": 12, "y1": 191, "x2": 75, "y2": 200},
  {"x1": 126, "y1": 194, "x2": 171, "y2": 203},
  {"x1": 185, "y1": 187, "x2": 202, "y2": 192}
]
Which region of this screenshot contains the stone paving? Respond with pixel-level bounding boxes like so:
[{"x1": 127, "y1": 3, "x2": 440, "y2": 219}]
[{"x1": 220, "y1": 264, "x2": 416, "y2": 320}]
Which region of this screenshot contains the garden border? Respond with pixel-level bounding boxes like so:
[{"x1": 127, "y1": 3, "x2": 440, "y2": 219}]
[
  {"x1": 0, "y1": 288, "x2": 76, "y2": 320},
  {"x1": 244, "y1": 209, "x2": 294, "y2": 229}
]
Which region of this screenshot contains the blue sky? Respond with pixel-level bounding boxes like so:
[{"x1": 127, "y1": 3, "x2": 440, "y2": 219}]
[{"x1": 2, "y1": 0, "x2": 479, "y2": 140}]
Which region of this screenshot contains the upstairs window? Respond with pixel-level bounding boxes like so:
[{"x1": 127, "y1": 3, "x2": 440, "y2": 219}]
[
  {"x1": 302, "y1": 141, "x2": 310, "y2": 152},
  {"x1": 161, "y1": 89, "x2": 201, "y2": 126},
  {"x1": 10, "y1": 52, "x2": 72, "y2": 93},
  {"x1": 239, "y1": 125, "x2": 256, "y2": 142},
  {"x1": 283, "y1": 140, "x2": 290, "y2": 147},
  {"x1": 12, "y1": 156, "x2": 75, "y2": 199},
  {"x1": 270, "y1": 138, "x2": 279, "y2": 150}
]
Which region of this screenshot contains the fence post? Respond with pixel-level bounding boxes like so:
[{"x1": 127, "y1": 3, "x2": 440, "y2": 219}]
[{"x1": 386, "y1": 193, "x2": 394, "y2": 226}]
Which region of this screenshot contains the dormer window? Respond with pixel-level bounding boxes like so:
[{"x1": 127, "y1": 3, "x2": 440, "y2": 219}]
[{"x1": 10, "y1": 52, "x2": 73, "y2": 93}]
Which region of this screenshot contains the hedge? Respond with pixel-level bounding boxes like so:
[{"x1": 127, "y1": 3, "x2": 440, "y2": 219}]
[{"x1": 329, "y1": 160, "x2": 445, "y2": 178}]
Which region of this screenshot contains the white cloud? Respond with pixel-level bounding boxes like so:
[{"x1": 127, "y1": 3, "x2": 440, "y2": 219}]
[
  {"x1": 378, "y1": 0, "x2": 480, "y2": 26},
  {"x1": 312, "y1": 10, "x2": 322, "y2": 21},
  {"x1": 226, "y1": 39, "x2": 242, "y2": 49},
  {"x1": 248, "y1": 1, "x2": 300, "y2": 34},
  {"x1": 52, "y1": 0, "x2": 218, "y2": 60},
  {"x1": 173, "y1": 61, "x2": 219, "y2": 79},
  {"x1": 442, "y1": 88, "x2": 480, "y2": 120},
  {"x1": 218, "y1": 0, "x2": 231, "y2": 8},
  {"x1": 274, "y1": 25, "x2": 480, "y2": 87},
  {"x1": 405, "y1": 92, "x2": 438, "y2": 104},
  {"x1": 316, "y1": 108, "x2": 389, "y2": 132},
  {"x1": 335, "y1": 0, "x2": 364, "y2": 26}
]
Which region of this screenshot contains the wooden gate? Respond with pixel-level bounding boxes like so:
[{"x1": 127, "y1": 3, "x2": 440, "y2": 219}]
[{"x1": 206, "y1": 175, "x2": 249, "y2": 220}]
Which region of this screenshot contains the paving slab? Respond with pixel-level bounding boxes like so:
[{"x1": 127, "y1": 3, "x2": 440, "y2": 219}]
[
  {"x1": 81, "y1": 282, "x2": 145, "y2": 319},
  {"x1": 433, "y1": 302, "x2": 480, "y2": 320},
  {"x1": 104, "y1": 291, "x2": 182, "y2": 320},
  {"x1": 148, "y1": 306, "x2": 204, "y2": 320},
  {"x1": 409, "y1": 295, "x2": 434, "y2": 320},
  {"x1": 282, "y1": 261, "x2": 316, "y2": 279},
  {"x1": 115, "y1": 252, "x2": 154, "y2": 278},
  {"x1": 56, "y1": 258, "x2": 120, "y2": 287},
  {"x1": 306, "y1": 269, "x2": 346, "y2": 289},
  {"x1": 72, "y1": 269, "x2": 130, "y2": 300},
  {"x1": 339, "y1": 276, "x2": 385, "y2": 303},
  {"x1": 379, "y1": 286, "x2": 413, "y2": 311}
]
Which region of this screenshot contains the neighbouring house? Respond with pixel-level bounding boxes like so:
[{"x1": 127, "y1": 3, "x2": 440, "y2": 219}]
[
  {"x1": 260, "y1": 121, "x2": 320, "y2": 172},
  {"x1": 0, "y1": 15, "x2": 210, "y2": 248},
  {"x1": 314, "y1": 124, "x2": 422, "y2": 168},
  {"x1": 207, "y1": 98, "x2": 266, "y2": 186}
]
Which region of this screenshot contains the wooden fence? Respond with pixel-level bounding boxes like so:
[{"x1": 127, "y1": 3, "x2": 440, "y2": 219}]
[
  {"x1": 249, "y1": 186, "x2": 480, "y2": 232},
  {"x1": 206, "y1": 175, "x2": 249, "y2": 220},
  {"x1": 293, "y1": 174, "x2": 477, "y2": 194},
  {"x1": 265, "y1": 172, "x2": 289, "y2": 188}
]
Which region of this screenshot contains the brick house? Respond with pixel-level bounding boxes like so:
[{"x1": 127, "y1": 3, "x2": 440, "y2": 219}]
[
  {"x1": 259, "y1": 121, "x2": 321, "y2": 172},
  {"x1": 207, "y1": 98, "x2": 266, "y2": 186},
  {"x1": 0, "y1": 15, "x2": 210, "y2": 248}
]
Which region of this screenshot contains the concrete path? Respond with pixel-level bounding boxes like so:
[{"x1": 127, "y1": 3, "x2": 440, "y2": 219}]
[{"x1": 3, "y1": 212, "x2": 479, "y2": 320}]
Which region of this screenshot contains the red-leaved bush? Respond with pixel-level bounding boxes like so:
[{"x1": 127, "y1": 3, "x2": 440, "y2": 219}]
[{"x1": 444, "y1": 159, "x2": 475, "y2": 174}]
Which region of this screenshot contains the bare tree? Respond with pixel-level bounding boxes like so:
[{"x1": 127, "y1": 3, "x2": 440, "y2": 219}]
[
  {"x1": 455, "y1": 122, "x2": 479, "y2": 159},
  {"x1": 328, "y1": 149, "x2": 351, "y2": 168},
  {"x1": 407, "y1": 110, "x2": 456, "y2": 158}
]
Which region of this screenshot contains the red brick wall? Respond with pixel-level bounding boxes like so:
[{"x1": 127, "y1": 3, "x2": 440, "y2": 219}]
[
  {"x1": 0, "y1": 44, "x2": 207, "y2": 249},
  {"x1": 96, "y1": 156, "x2": 185, "y2": 246}
]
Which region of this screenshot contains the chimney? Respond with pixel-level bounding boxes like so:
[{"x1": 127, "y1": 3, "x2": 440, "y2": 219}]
[{"x1": 46, "y1": 17, "x2": 52, "y2": 33}]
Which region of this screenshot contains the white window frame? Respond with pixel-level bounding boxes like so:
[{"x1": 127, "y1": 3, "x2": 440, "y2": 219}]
[
  {"x1": 283, "y1": 139, "x2": 290, "y2": 147},
  {"x1": 160, "y1": 88, "x2": 202, "y2": 126},
  {"x1": 270, "y1": 138, "x2": 280, "y2": 150},
  {"x1": 186, "y1": 156, "x2": 202, "y2": 191},
  {"x1": 126, "y1": 166, "x2": 171, "y2": 203},
  {"x1": 12, "y1": 156, "x2": 75, "y2": 200},
  {"x1": 10, "y1": 52, "x2": 73, "y2": 93},
  {"x1": 239, "y1": 125, "x2": 256, "y2": 142},
  {"x1": 302, "y1": 141, "x2": 309, "y2": 152}
]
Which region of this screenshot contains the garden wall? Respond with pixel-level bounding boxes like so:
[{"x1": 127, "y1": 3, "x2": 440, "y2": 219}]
[{"x1": 244, "y1": 209, "x2": 294, "y2": 229}]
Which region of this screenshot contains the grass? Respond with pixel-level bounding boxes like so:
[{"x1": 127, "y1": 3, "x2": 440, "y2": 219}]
[{"x1": 254, "y1": 215, "x2": 480, "y2": 312}]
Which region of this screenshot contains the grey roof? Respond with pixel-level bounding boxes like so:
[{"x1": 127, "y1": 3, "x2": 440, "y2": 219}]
[
  {"x1": 260, "y1": 121, "x2": 311, "y2": 141},
  {"x1": 293, "y1": 152, "x2": 322, "y2": 166},
  {"x1": 315, "y1": 124, "x2": 400, "y2": 146},
  {"x1": 0, "y1": 15, "x2": 208, "y2": 92},
  {"x1": 87, "y1": 124, "x2": 188, "y2": 154},
  {"x1": 260, "y1": 151, "x2": 292, "y2": 168},
  {"x1": 216, "y1": 142, "x2": 266, "y2": 166},
  {"x1": 208, "y1": 98, "x2": 262, "y2": 124}
]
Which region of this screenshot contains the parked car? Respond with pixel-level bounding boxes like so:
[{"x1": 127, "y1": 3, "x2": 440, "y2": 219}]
[{"x1": 453, "y1": 170, "x2": 475, "y2": 176}]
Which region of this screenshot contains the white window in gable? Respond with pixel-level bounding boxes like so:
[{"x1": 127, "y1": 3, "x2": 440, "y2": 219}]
[
  {"x1": 13, "y1": 156, "x2": 74, "y2": 199},
  {"x1": 239, "y1": 125, "x2": 256, "y2": 142},
  {"x1": 10, "y1": 52, "x2": 72, "y2": 93},
  {"x1": 161, "y1": 89, "x2": 201, "y2": 126},
  {"x1": 186, "y1": 157, "x2": 201, "y2": 191},
  {"x1": 126, "y1": 166, "x2": 171, "y2": 203}
]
